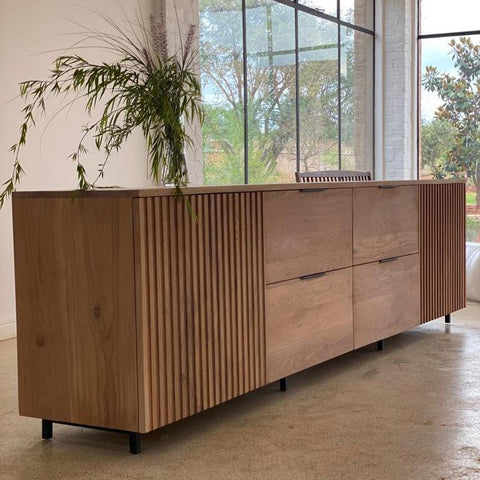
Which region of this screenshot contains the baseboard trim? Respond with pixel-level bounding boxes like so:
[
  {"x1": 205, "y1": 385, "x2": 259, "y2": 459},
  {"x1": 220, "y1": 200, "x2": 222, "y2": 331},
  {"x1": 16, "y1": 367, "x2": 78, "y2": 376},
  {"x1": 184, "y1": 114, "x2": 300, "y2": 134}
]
[{"x1": 0, "y1": 322, "x2": 16, "y2": 341}]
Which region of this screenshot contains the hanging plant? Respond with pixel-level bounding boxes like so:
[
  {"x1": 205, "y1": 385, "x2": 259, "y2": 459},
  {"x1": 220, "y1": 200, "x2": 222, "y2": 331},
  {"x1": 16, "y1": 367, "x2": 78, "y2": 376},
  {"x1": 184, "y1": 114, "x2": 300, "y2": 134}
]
[{"x1": 0, "y1": 5, "x2": 203, "y2": 207}]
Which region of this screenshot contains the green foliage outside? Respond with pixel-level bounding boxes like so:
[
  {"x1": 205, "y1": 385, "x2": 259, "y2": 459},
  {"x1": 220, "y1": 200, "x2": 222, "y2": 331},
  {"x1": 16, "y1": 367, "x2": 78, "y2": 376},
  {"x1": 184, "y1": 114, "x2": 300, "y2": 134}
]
[
  {"x1": 466, "y1": 192, "x2": 477, "y2": 205},
  {"x1": 200, "y1": 1, "x2": 356, "y2": 185},
  {"x1": 466, "y1": 215, "x2": 480, "y2": 242},
  {"x1": 420, "y1": 118, "x2": 457, "y2": 178},
  {"x1": 423, "y1": 37, "x2": 480, "y2": 206}
]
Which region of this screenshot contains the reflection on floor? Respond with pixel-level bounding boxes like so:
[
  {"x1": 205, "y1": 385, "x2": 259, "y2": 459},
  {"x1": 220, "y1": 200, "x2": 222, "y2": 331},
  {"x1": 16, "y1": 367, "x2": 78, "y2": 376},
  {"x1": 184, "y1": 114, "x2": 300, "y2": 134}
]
[{"x1": 1, "y1": 303, "x2": 479, "y2": 480}]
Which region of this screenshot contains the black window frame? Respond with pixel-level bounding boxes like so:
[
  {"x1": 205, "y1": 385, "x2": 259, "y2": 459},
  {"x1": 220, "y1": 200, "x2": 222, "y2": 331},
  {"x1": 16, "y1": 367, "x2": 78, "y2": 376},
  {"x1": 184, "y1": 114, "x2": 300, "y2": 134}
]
[
  {"x1": 201, "y1": 0, "x2": 376, "y2": 184},
  {"x1": 417, "y1": 0, "x2": 480, "y2": 179}
]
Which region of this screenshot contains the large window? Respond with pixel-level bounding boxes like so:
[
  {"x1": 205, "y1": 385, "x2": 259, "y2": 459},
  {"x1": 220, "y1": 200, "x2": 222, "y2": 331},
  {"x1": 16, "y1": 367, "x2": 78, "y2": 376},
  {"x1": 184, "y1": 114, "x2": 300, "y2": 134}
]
[
  {"x1": 418, "y1": 0, "x2": 480, "y2": 240},
  {"x1": 200, "y1": 0, "x2": 375, "y2": 185}
]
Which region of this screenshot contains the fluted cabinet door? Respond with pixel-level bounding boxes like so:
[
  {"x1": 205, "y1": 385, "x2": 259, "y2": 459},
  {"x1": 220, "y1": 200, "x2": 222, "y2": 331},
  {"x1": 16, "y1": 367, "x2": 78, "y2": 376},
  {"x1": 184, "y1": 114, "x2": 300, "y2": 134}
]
[
  {"x1": 133, "y1": 193, "x2": 266, "y2": 433},
  {"x1": 419, "y1": 183, "x2": 466, "y2": 322}
]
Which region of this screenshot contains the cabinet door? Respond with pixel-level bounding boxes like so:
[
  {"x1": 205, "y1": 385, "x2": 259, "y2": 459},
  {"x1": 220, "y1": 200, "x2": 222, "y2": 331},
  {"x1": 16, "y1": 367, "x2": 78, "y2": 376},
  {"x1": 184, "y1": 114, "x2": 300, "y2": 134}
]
[
  {"x1": 420, "y1": 183, "x2": 466, "y2": 322},
  {"x1": 266, "y1": 268, "x2": 353, "y2": 382},
  {"x1": 14, "y1": 197, "x2": 138, "y2": 432},
  {"x1": 134, "y1": 193, "x2": 266, "y2": 433},
  {"x1": 265, "y1": 189, "x2": 352, "y2": 284},
  {"x1": 353, "y1": 185, "x2": 418, "y2": 265},
  {"x1": 354, "y1": 254, "x2": 420, "y2": 349}
]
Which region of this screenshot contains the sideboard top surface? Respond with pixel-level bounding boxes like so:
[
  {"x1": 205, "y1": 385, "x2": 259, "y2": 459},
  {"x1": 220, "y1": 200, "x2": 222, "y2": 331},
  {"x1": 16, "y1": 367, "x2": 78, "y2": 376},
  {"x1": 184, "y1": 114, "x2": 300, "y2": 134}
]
[{"x1": 12, "y1": 179, "x2": 466, "y2": 199}]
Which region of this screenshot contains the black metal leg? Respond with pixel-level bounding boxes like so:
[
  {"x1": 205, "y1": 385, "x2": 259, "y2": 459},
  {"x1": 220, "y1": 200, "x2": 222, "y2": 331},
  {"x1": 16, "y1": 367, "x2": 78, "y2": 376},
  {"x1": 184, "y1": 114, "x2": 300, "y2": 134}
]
[
  {"x1": 280, "y1": 377, "x2": 287, "y2": 392},
  {"x1": 445, "y1": 314, "x2": 451, "y2": 324},
  {"x1": 41, "y1": 420, "x2": 141, "y2": 454},
  {"x1": 129, "y1": 432, "x2": 141, "y2": 455},
  {"x1": 377, "y1": 340, "x2": 384, "y2": 351},
  {"x1": 42, "y1": 420, "x2": 53, "y2": 440}
]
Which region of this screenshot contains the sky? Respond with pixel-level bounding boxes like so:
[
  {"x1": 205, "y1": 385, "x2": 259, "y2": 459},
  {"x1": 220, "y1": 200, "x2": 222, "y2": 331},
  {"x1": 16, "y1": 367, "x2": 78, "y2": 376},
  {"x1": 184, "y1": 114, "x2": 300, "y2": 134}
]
[
  {"x1": 421, "y1": 0, "x2": 480, "y2": 35},
  {"x1": 420, "y1": 0, "x2": 480, "y2": 121}
]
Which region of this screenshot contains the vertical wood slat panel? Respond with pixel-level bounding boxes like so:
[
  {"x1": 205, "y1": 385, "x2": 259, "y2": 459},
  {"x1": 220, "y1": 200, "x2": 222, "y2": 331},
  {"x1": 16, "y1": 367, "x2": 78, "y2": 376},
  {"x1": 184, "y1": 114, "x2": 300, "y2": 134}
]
[
  {"x1": 161, "y1": 199, "x2": 175, "y2": 425},
  {"x1": 420, "y1": 183, "x2": 466, "y2": 323},
  {"x1": 146, "y1": 198, "x2": 159, "y2": 430},
  {"x1": 154, "y1": 200, "x2": 167, "y2": 428},
  {"x1": 133, "y1": 199, "x2": 151, "y2": 433},
  {"x1": 134, "y1": 193, "x2": 266, "y2": 433}
]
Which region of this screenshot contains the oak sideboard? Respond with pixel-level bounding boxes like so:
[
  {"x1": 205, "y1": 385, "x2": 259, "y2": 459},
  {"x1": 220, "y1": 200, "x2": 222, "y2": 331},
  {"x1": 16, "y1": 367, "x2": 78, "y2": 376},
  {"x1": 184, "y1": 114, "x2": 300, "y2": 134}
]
[{"x1": 12, "y1": 180, "x2": 466, "y2": 453}]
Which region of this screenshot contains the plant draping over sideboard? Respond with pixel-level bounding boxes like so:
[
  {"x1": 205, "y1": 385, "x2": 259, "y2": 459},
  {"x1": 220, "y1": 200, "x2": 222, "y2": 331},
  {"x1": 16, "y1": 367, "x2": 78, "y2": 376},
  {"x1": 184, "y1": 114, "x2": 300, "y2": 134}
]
[{"x1": 0, "y1": 4, "x2": 203, "y2": 208}]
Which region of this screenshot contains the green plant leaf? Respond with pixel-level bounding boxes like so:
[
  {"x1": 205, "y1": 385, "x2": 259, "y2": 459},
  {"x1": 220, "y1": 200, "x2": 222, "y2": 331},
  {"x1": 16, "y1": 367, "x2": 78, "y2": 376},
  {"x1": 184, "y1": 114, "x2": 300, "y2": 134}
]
[{"x1": 1, "y1": 6, "x2": 203, "y2": 209}]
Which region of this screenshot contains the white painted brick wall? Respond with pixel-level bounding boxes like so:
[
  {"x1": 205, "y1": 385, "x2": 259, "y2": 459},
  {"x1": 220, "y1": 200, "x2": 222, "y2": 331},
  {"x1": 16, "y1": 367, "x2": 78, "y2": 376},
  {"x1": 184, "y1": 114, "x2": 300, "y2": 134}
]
[{"x1": 381, "y1": 0, "x2": 417, "y2": 180}]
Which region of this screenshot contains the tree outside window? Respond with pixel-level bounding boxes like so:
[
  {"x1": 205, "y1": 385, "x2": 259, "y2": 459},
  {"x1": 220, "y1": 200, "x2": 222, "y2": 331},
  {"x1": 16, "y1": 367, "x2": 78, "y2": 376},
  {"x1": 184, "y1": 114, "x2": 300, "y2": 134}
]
[
  {"x1": 200, "y1": 0, "x2": 374, "y2": 186},
  {"x1": 419, "y1": 0, "x2": 480, "y2": 240}
]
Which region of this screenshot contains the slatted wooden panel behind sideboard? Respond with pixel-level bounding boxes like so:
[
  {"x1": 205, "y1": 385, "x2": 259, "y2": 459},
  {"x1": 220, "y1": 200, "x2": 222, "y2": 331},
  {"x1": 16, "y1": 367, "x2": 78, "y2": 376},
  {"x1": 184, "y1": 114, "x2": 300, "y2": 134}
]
[
  {"x1": 420, "y1": 183, "x2": 466, "y2": 323},
  {"x1": 134, "y1": 193, "x2": 266, "y2": 433}
]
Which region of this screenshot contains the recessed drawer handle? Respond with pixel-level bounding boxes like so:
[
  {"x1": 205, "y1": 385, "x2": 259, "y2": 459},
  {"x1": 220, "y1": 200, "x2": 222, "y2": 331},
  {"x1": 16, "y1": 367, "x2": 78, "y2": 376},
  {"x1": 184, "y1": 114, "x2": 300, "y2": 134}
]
[
  {"x1": 300, "y1": 188, "x2": 327, "y2": 193},
  {"x1": 378, "y1": 185, "x2": 399, "y2": 189},
  {"x1": 379, "y1": 257, "x2": 400, "y2": 264},
  {"x1": 300, "y1": 272, "x2": 327, "y2": 280}
]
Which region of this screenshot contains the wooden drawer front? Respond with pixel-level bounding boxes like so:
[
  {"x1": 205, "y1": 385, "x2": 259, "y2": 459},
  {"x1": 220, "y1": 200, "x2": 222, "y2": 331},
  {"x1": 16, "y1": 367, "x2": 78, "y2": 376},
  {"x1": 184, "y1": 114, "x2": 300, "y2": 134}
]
[
  {"x1": 264, "y1": 189, "x2": 352, "y2": 284},
  {"x1": 266, "y1": 268, "x2": 353, "y2": 382},
  {"x1": 353, "y1": 254, "x2": 420, "y2": 349},
  {"x1": 353, "y1": 186, "x2": 419, "y2": 265}
]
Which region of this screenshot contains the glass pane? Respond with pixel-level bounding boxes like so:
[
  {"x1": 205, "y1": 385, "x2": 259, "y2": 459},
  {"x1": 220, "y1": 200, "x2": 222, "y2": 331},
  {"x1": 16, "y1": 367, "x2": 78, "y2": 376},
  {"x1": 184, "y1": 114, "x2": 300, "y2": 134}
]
[
  {"x1": 420, "y1": 35, "x2": 479, "y2": 241},
  {"x1": 298, "y1": 0, "x2": 337, "y2": 18},
  {"x1": 298, "y1": 12, "x2": 339, "y2": 172},
  {"x1": 419, "y1": 35, "x2": 480, "y2": 182},
  {"x1": 246, "y1": 0, "x2": 297, "y2": 184},
  {"x1": 421, "y1": 0, "x2": 480, "y2": 36},
  {"x1": 200, "y1": 1, "x2": 245, "y2": 185},
  {"x1": 340, "y1": 0, "x2": 374, "y2": 30},
  {"x1": 340, "y1": 27, "x2": 374, "y2": 172}
]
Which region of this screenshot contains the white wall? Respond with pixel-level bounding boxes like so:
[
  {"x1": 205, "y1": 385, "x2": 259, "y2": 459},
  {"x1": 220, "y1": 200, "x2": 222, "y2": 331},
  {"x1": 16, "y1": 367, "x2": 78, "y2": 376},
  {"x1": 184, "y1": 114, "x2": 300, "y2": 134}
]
[{"x1": 0, "y1": 0, "x2": 201, "y2": 340}]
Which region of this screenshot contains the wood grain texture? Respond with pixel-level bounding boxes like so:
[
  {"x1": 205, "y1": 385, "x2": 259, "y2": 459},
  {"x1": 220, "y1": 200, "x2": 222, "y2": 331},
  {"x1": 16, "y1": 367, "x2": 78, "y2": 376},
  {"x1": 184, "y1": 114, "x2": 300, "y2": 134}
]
[
  {"x1": 353, "y1": 254, "x2": 420, "y2": 349},
  {"x1": 12, "y1": 180, "x2": 466, "y2": 439},
  {"x1": 353, "y1": 186, "x2": 419, "y2": 265},
  {"x1": 134, "y1": 193, "x2": 266, "y2": 433},
  {"x1": 12, "y1": 179, "x2": 465, "y2": 199},
  {"x1": 13, "y1": 197, "x2": 138, "y2": 432},
  {"x1": 266, "y1": 268, "x2": 353, "y2": 382},
  {"x1": 420, "y1": 183, "x2": 466, "y2": 322},
  {"x1": 264, "y1": 189, "x2": 352, "y2": 284}
]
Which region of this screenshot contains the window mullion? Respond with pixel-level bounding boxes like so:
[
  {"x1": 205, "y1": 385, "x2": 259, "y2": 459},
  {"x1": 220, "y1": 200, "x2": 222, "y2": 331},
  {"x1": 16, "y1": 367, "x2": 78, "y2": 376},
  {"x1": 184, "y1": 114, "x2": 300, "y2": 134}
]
[
  {"x1": 295, "y1": 6, "x2": 301, "y2": 173},
  {"x1": 242, "y1": 0, "x2": 249, "y2": 184},
  {"x1": 338, "y1": 21, "x2": 342, "y2": 170}
]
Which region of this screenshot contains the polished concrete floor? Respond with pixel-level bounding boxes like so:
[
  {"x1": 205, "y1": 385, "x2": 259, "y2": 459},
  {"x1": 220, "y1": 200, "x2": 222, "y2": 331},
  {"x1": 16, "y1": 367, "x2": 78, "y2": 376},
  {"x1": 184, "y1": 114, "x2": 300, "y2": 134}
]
[{"x1": 1, "y1": 304, "x2": 479, "y2": 480}]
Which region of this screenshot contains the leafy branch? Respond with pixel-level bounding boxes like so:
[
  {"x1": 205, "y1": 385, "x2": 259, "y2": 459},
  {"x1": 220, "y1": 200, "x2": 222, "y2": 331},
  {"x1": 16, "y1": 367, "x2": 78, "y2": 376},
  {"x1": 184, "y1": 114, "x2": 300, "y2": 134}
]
[
  {"x1": 422, "y1": 37, "x2": 480, "y2": 203},
  {"x1": 1, "y1": 7, "x2": 203, "y2": 208}
]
